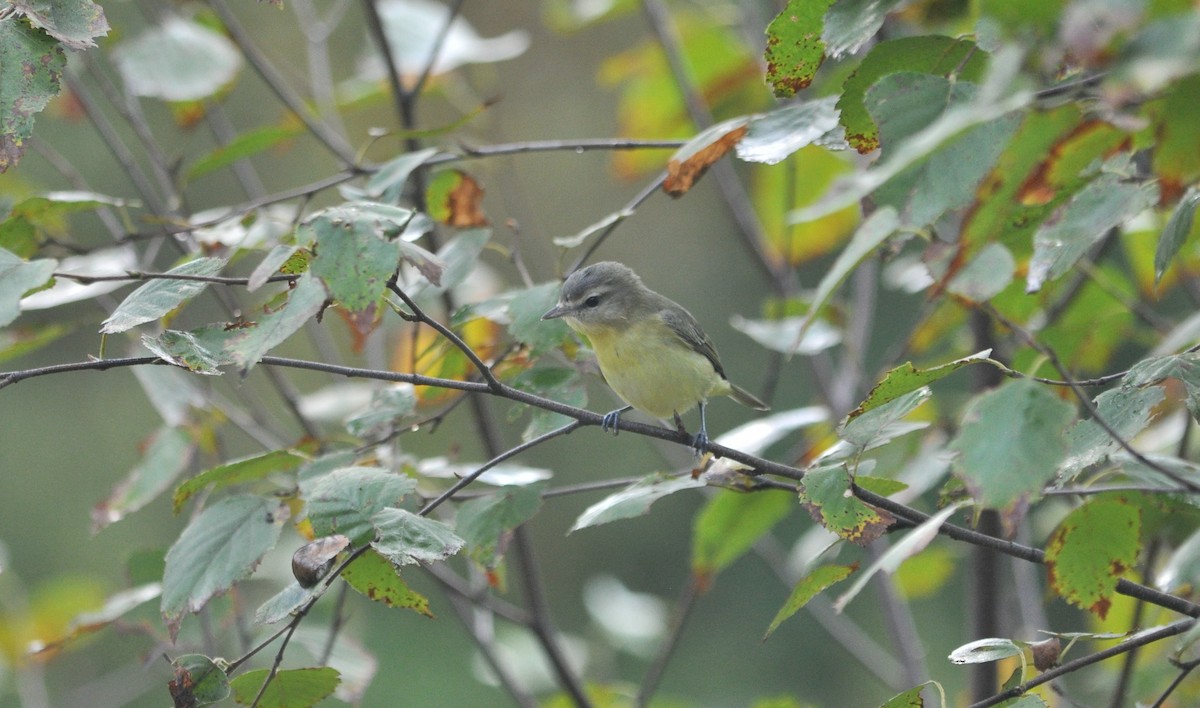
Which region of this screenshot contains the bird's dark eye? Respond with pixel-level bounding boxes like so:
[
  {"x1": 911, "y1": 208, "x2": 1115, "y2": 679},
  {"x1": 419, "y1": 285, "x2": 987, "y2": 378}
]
[{"x1": 585, "y1": 295, "x2": 601, "y2": 308}]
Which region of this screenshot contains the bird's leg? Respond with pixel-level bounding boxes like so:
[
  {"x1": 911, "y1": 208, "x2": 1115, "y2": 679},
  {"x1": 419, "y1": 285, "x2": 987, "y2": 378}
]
[
  {"x1": 692, "y1": 401, "x2": 710, "y2": 456},
  {"x1": 601, "y1": 405, "x2": 632, "y2": 436},
  {"x1": 673, "y1": 412, "x2": 687, "y2": 434}
]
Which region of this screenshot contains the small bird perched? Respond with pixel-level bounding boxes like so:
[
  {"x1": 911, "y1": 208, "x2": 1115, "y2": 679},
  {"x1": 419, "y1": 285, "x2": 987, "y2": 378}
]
[{"x1": 542, "y1": 261, "x2": 768, "y2": 454}]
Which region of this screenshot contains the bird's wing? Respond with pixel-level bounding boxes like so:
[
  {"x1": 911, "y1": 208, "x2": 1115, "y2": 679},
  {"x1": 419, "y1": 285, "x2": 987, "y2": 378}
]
[{"x1": 658, "y1": 306, "x2": 728, "y2": 380}]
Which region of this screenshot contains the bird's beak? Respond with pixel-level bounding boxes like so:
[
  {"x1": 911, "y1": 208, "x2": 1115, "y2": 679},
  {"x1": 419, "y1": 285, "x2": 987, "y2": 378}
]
[{"x1": 542, "y1": 303, "x2": 569, "y2": 321}]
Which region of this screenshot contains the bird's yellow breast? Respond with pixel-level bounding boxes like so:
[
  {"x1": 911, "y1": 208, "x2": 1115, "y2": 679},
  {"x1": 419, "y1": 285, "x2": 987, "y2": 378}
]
[{"x1": 570, "y1": 315, "x2": 731, "y2": 419}]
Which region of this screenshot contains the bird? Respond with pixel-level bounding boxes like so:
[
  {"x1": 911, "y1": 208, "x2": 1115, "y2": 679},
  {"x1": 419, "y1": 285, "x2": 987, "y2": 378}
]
[{"x1": 542, "y1": 261, "x2": 768, "y2": 454}]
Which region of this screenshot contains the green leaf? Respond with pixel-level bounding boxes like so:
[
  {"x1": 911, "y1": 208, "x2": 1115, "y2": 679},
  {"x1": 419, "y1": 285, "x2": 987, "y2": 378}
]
[
  {"x1": 366, "y1": 148, "x2": 441, "y2": 203},
  {"x1": 1060, "y1": 385, "x2": 1165, "y2": 479},
  {"x1": 947, "y1": 243, "x2": 1015, "y2": 302},
  {"x1": 186, "y1": 124, "x2": 307, "y2": 182},
  {"x1": 868, "y1": 75, "x2": 1022, "y2": 227},
  {"x1": 100, "y1": 257, "x2": 225, "y2": 333},
  {"x1": 832, "y1": 502, "x2": 963, "y2": 612},
  {"x1": 508, "y1": 282, "x2": 570, "y2": 354},
  {"x1": 248, "y1": 244, "x2": 300, "y2": 292},
  {"x1": 948, "y1": 637, "x2": 1023, "y2": 664},
  {"x1": 1155, "y1": 186, "x2": 1200, "y2": 284},
  {"x1": 112, "y1": 17, "x2": 241, "y2": 101},
  {"x1": 838, "y1": 36, "x2": 987, "y2": 153},
  {"x1": 570, "y1": 473, "x2": 706, "y2": 532},
  {"x1": 0, "y1": 17, "x2": 65, "y2": 173},
  {"x1": 304, "y1": 467, "x2": 417, "y2": 545},
  {"x1": 174, "y1": 449, "x2": 307, "y2": 513},
  {"x1": 161, "y1": 495, "x2": 287, "y2": 638},
  {"x1": 839, "y1": 386, "x2": 931, "y2": 450},
  {"x1": 763, "y1": 0, "x2": 836, "y2": 97},
  {"x1": 822, "y1": 0, "x2": 906, "y2": 59},
  {"x1": 951, "y1": 379, "x2": 1075, "y2": 509},
  {"x1": 223, "y1": 273, "x2": 328, "y2": 370},
  {"x1": 308, "y1": 214, "x2": 405, "y2": 313},
  {"x1": 229, "y1": 667, "x2": 340, "y2": 708},
  {"x1": 342, "y1": 549, "x2": 433, "y2": 616},
  {"x1": 763, "y1": 564, "x2": 855, "y2": 639},
  {"x1": 404, "y1": 227, "x2": 489, "y2": 300},
  {"x1": 799, "y1": 466, "x2": 894, "y2": 544},
  {"x1": 793, "y1": 207, "x2": 899, "y2": 347},
  {"x1": 855, "y1": 475, "x2": 908, "y2": 497},
  {"x1": 850, "y1": 350, "x2": 992, "y2": 418},
  {"x1": 370, "y1": 507, "x2": 464, "y2": 566},
  {"x1": 1027, "y1": 173, "x2": 1159, "y2": 292},
  {"x1": 9, "y1": 0, "x2": 109, "y2": 50},
  {"x1": 93, "y1": 426, "x2": 194, "y2": 530},
  {"x1": 1045, "y1": 497, "x2": 1141, "y2": 619},
  {"x1": 170, "y1": 654, "x2": 230, "y2": 706},
  {"x1": 736, "y1": 97, "x2": 843, "y2": 165},
  {"x1": 456, "y1": 483, "x2": 544, "y2": 569},
  {"x1": 254, "y1": 581, "x2": 320, "y2": 625},
  {"x1": 0, "y1": 246, "x2": 57, "y2": 326},
  {"x1": 692, "y1": 490, "x2": 793, "y2": 577},
  {"x1": 510, "y1": 367, "x2": 586, "y2": 442},
  {"x1": 879, "y1": 681, "x2": 942, "y2": 708},
  {"x1": 345, "y1": 383, "x2": 418, "y2": 438},
  {"x1": 141, "y1": 326, "x2": 236, "y2": 375}
]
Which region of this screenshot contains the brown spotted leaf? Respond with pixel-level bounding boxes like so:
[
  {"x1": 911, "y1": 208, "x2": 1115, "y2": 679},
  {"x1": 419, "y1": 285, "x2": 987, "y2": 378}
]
[
  {"x1": 342, "y1": 548, "x2": 433, "y2": 617},
  {"x1": 763, "y1": 0, "x2": 836, "y2": 97},
  {"x1": 798, "y1": 465, "x2": 894, "y2": 545},
  {"x1": 663, "y1": 119, "x2": 749, "y2": 197},
  {"x1": 1044, "y1": 497, "x2": 1140, "y2": 619},
  {"x1": 428, "y1": 169, "x2": 489, "y2": 227}
]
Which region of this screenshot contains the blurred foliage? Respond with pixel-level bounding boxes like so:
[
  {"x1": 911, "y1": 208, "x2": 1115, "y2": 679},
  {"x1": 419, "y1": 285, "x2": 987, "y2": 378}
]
[{"x1": 4, "y1": 0, "x2": 1200, "y2": 706}]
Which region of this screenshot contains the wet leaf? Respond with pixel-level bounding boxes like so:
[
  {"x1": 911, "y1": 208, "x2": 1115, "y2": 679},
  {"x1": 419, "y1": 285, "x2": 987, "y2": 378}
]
[
  {"x1": 736, "y1": 98, "x2": 843, "y2": 165},
  {"x1": 839, "y1": 386, "x2": 931, "y2": 450},
  {"x1": 222, "y1": 273, "x2": 328, "y2": 370},
  {"x1": 101, "y1": 257, "x2": 225, "y2": 334},
  {"x1": 571, "y1": 473, "x2": 706, "y2": 532},
  {"x1": 948, "y1": 637, "x2": 1023, "y2": 664},
  {"x1": 9, "y1": 0, "x2": 109, "y2": 50},
  {"x1": 345, "y1": 383, "x2": 418, "y2": 438},
  {"x1": 822, "y1": 0, "x2": 906, "y2": 59},
  {"x1": 1059, "y1": 385, "x2": 1164, "y2": 480},
  {"x1": 174, "y1": 449, "x2": 307, "y2": 513}
]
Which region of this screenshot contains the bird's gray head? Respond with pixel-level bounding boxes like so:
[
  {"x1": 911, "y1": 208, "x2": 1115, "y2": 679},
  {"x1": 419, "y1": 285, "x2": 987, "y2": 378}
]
[{"x1": 541, "y1": 261, "x2": 651, "y2": 331}]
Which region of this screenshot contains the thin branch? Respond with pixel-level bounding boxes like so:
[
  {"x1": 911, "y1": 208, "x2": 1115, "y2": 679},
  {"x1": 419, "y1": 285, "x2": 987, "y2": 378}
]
[
  {"x1": 854, "y1": 486, "x2": 1200, "y2": 619},
  {"x1": 968, "y1": 620, "x2": 1194, "y2": 708},
  {"x1": 1152, "y1": 657, "x2": 1200, "y2": 707},
  {"x1": 636, "y1": 577, "x2": 700, "y2": 706},
  {"x1": 419, "y1": 419, "x2": 584, "y2": 516},
  {"x1": 206, "y1": 0, "x2": 357, "y2": 166},
  {"x1": 9, "y1": 353, "x2": 1200, "y2": 622},
  {"x1": 52, "y1": 270, "x2": 295, "y2": 286},
  {"x1": 388, "y1": 281, "x2": 502, "y2": 390},
  {"x1": 512, "y1": 525, "x2": 593, "y2": 707},
  {"x1": 983, "y1": 304, "x2": 1200, "y2": 493}
]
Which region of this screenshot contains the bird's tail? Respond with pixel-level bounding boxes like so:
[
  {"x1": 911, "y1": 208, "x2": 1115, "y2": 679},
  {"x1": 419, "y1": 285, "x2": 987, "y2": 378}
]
[{"x1": 729, "y1": 383, "x2": 770, "y2": 411}]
